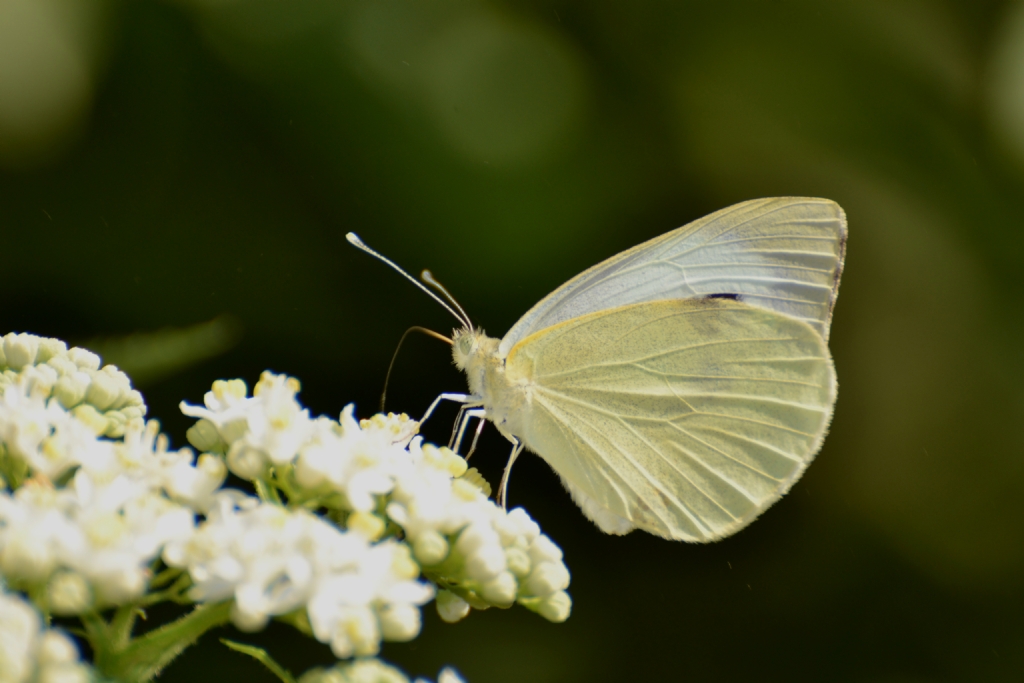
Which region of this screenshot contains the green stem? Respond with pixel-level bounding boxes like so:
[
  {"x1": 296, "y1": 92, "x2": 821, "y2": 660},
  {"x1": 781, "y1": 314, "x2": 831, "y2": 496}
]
[
  {"x1": 107, "y1": 605, "x2": 141, "y2": 650},
  {"x1": 148, "y1": 566, "x2": 184, "y2": 590},
  {"x1": 255, "y1": 477, "x2": 282, "y2": 504},
  {"x1": 139, "y1": 573, "x2": 193, "y2": 607},
  {"x1": 96, "y1": 601, "x2": 233, "y2": 683}
]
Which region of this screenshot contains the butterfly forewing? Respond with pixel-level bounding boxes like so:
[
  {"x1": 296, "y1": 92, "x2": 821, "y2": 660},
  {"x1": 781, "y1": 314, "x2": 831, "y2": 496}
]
[
  {"x1": 504, "y1": 297, "x2": 836, "y2": 541},
  {"x1": 499, "y1": 197, "x2": 847, "y2": 358}
]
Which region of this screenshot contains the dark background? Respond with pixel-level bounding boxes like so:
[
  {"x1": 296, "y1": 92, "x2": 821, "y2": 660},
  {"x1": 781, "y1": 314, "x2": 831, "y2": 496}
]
[{"x1": 3, "y1": 1, "x2": 1024, "y2": 681}]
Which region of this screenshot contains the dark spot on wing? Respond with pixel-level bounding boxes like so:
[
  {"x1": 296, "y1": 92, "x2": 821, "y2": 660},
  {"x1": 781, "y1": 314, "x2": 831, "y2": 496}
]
[
  {"x1": 704, "y1": 293, "x2": 742, "y2": 301},
  {"x1": 830, "y1": 230, "x2": 848, "y2": 313}
]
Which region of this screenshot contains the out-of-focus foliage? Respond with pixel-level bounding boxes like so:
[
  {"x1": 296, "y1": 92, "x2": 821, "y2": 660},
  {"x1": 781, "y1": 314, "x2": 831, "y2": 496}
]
[
  {"x1": 3, "y1": 0, "x2": 1024, "y2": 681},
  {"x1": 83, "y1": 315, "x2": 241, "y2": 385}
]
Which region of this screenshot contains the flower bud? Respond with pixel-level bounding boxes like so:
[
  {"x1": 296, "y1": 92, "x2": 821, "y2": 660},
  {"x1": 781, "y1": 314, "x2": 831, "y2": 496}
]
[
  {"x1": 536, "y1": 590, "x2": 572, "y2": 623},
  {"x1": 226, "y1": 443, "x2": 266, "y2": 480},
  {"x1": 37, "y1": 631, "x2": 79, "y2": 665},
  {"x1": 480, "y1": 571, "x2": 517, "y2": 607},
  {"x1": 231, "y1": 599, "x2": 271, "y2": 633},
  {"x1": 529, "y1": 534, "x2": 563, "y2": 564},
  {"x1": 36, "y1": 338, "x2": 68, "y2": 364},
  {"x1": 67, "y1": 347, "x2": 100, "y2": 371},
  {"x1": 330, "y1": 608, "x2": 380, "y2": 658},
  {"x1": 464, "y1": 543, "x2": 506, "y2": 582},
  {"x1": 104, "y1": 410, "x2": 128, "y2": 437},
  {"x1": 378, "y1": 603, "x2": 422, "y2": 642},
  {"x1": 47, "y1": 571, "x2": 92, "y2": 616},
  {"x1": 191, "y1": 453, "x2": 228, "y2": 497},
  {"x1": 435, "y1": 590, "x2": 470, "y2": 623},
  {"x1": 348, "y1": 511, "x2": 386, "y2": 541},
  {"x1": 52, "y1": 373, "x2": 89, "y2": 409},
  {"x1": 506, "y1": 507, "x2": 540, "y2": 540},
  {"x1": 84, "y1": 370, "x2": 121, "y2": 411},
  {"x1": 525, "y1": 561, "x2": 570, "y2": 598},
  {"x1": 412, "y1": 531, "x2": 449, "y2": 566},
  {"x1": 438, "y1": 668, "x2": 466, "y2": 683},
  {"x1": 121, "y1": 405, "x2": 145, "y2": 422},
  {"x1": 504, "y1": 547, "x2": 531, "y2": 578},
  {"x1": 0, "y1": 529, "x2": 56, "y2": 581},
  {"x1": 71, "y1": 405, "x2": 109, "y2": 436},
  {"x1": 92, "y1": 565, "x2": 146, "y2": 604},
  {"x1": 185, "y1": 418, "x2": 222, "y2": 452},
  {"x1": 218, "y1": 418, "x2": 250, "y2": 445},
  {"x1": 3, "y1": 332, "x2": 40, "y2": 370},
  {"x1": 454, "y1": 523, "x2": 495, "y2": 557},
  {"x1": 38, "y1": 663, "x2": 92, "y2": 683},
  {"x1": 390, "y1": 544, "x2": 420, "y2": 581}
]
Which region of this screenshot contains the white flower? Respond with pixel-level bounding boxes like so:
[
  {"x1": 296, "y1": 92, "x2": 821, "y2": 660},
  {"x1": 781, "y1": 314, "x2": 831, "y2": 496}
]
[
  {"x1": 180, "y1": 372, "x2": 315, "y2": 478},
  {"x1": 0, "y1": 585, "x2": 91, "y2": 683},
  {"x1": 0, "y1": 369, "x2": 98, "y2": 480},
  {"x1": 0, "y1": 484, "x2": 78, "y2": 581},
  {"x1": 112, "y1": 419, "x2": 227, "y2": 512},
  {"x1": 293, "y1": 407, "x2": 411, "y2": 512},
  {"x1": 165, "y1": 498, "x2": 434, "y2": 657},
  {"x1": 0, "y1": 469, "x2": 196, "y2": 607},
  {"x1": 0, "y1": 585, "x2": 38, "y2": 683},
  {"x1": 308, "y1": 539, "x2": 433, "y2": 658}
]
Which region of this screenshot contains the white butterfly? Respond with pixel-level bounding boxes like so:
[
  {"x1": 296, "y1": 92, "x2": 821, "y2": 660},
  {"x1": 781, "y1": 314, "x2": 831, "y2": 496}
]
[{"x1": 350, "y1": 197, "x2": 846, "y2": 541}]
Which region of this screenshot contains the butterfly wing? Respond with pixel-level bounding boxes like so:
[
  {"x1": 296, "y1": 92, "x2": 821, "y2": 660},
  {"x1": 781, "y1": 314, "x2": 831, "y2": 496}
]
[
  {"x1": 499, "y1": 197, "x2": 847, "y2": 358},
  {"x1": 503, "y1": 297, "x2": 836, "y2": 541}
]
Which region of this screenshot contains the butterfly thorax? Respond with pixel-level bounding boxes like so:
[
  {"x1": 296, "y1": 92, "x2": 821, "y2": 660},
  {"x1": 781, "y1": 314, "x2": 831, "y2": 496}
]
[{"x1": 452, "y1": 327, "x2": 531, "y2": 440}]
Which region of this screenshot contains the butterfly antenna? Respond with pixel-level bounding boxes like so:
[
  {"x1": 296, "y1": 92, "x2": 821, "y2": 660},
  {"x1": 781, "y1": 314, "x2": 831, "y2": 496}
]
[
  {"x1": 346, "y1": 233, "x2": 473, "y2": 330},
  {"x1": 381, "y1": 326, "x2": 452, "y2": 412},
  {"x1": 421, "y1": 270, "x2": 473, "y2": 333}
]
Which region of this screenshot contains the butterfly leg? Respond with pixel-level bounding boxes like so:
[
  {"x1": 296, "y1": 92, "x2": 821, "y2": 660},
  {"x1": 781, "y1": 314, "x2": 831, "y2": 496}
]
[
  {"x1": 420, "y1": 392, "x2": 474, "y2": 427},
  {"x1": 463, "y1": 414, "x2": 487, "y2": 460},
  {"x1": 448, "y1": 403, "x2": 473, "y2": 449},
  {"x1": 450, "y1": 406, "x2": 486, "y2": 456},
  {"x1": 497, "y1": 438, "x2": 524, "y2": 510}
]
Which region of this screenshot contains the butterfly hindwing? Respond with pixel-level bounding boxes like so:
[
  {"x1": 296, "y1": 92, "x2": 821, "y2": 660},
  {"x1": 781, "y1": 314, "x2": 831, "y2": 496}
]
[{"x1": 504, "y1": 297, "x2": 836, "y2": 541}]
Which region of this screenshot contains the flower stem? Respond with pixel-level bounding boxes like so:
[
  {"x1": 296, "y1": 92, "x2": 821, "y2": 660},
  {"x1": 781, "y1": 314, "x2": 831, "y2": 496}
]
[{"x1": 95, "y1": 601, "x2": 233, "y2": 683}]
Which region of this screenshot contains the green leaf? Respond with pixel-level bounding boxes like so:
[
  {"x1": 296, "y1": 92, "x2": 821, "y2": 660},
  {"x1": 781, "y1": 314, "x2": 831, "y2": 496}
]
[{"x1": 221, "y1": 639, "x2": 297, "y2": 683}]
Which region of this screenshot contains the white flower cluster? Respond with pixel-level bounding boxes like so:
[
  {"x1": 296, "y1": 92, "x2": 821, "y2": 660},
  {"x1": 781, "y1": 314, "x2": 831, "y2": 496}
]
[
  {"x1": 0, "y1": 583, "x2": 92, "y2": 683},
  {"x1": 0, "y1": 334, "x2": 226, "y2": 611},
  {"x1": 0, "y1": 335, "x2": 571, "y2": 682},
  {"x1": 0, "y1": 332, "x2": 146, "y2": 441},
  {"x1": 387, "y1": 445, "x2": 571, "y2": 622},
  {"x1": 0, "y1": 471, "x2": 197, "y2": 609},
  {"x1": 180, "y1": 372, "x2": 572, "y2": 625},
  {"x1": 163, "y1": 495, "x2": 434, "y2": 658}
]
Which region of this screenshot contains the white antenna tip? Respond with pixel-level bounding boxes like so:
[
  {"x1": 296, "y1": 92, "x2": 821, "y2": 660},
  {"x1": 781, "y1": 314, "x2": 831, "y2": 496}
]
[{"x1": 346, "y1": 232, "x2": 364, "y2": 247}]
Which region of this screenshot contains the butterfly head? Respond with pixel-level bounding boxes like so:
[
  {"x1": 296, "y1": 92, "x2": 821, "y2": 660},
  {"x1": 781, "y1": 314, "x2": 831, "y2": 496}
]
[
  {"x1": 452, "y1": 327, "x2": 502, "y2": 396},
  {"x1": 452, "y1": 327, "x2": 482, "y2": 370}
]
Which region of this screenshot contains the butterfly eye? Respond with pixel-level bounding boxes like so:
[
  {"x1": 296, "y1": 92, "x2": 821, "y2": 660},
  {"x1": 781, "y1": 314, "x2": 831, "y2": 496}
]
[{"x1": 458, "y1": 334, "x2": 474, "y2": 356}]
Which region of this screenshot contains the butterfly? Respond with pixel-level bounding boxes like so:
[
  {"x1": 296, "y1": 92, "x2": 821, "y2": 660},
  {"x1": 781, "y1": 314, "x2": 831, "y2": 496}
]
[{"x1": 350, "y1": 197, "x2": 846, "y2": 541}]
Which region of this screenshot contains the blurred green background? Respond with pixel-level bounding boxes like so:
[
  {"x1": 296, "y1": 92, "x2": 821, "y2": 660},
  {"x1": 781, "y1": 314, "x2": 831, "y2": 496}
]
[{"x1": 4, "y1": 0, "x2": 1024, "y2": 680}]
